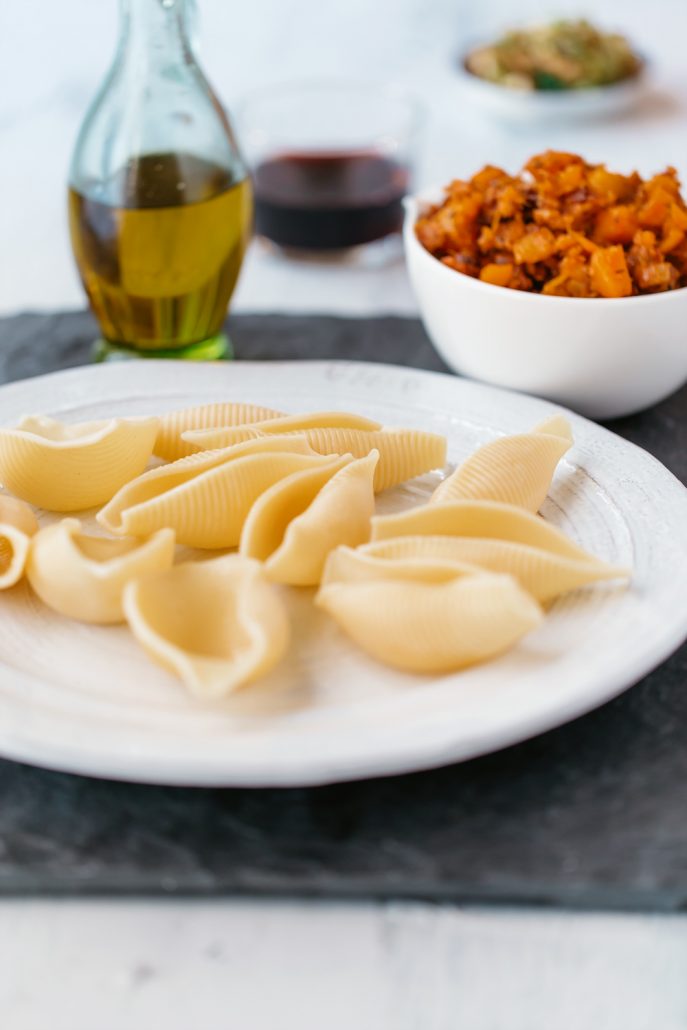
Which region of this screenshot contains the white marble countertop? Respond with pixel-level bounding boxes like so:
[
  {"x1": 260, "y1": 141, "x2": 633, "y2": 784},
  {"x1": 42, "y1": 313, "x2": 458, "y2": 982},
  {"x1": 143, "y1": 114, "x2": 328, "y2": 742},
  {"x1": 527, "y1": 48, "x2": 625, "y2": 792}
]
[{"x1": 2, "y1": 1, "x2": 687, "y2": 1026}]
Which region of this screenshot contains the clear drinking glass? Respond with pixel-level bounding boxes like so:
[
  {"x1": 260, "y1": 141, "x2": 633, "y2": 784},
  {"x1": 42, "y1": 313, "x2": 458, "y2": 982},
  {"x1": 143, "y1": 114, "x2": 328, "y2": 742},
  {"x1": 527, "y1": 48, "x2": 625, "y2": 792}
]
[
  {"x1": 237, "y1": 81, "x2": 423, "y2": 259},
  {"x1": 68, "y1": 0, "x2": 252, "y2": 360}
]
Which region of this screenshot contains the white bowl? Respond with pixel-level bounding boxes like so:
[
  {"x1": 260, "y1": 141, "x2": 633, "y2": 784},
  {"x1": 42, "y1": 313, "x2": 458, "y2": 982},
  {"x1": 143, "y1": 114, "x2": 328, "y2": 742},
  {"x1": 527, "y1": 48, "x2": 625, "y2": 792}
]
[
  {"x1": 456, "y1": 59, "x2": 647, "y2": 124},
  {"x1": 404, "y1": 193, "x2": 687, "y2": 420}
]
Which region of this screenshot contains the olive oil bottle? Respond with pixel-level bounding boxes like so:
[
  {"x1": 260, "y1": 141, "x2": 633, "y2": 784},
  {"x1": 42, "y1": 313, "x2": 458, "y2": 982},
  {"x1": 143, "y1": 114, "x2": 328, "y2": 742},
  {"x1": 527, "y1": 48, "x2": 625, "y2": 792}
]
[{"x1": 68, "y1": 0, "x2": 251, "y2": 359}]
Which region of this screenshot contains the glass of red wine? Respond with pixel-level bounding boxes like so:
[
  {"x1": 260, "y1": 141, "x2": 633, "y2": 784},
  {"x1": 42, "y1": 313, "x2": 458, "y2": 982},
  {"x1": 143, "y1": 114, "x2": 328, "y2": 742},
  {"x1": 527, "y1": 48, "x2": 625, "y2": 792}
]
[{"x1": 237, "y1": 81, "x2": 423, "y2": 259}]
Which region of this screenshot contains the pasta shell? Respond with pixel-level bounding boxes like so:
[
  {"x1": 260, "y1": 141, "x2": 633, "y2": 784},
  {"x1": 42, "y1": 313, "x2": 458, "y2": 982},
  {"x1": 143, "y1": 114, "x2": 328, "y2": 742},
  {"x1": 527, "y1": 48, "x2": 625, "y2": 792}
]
[
  {"x1": 183, "y1": 411, "x2": 382, "y2": 449},
  {"x1": 123, "y1": 555, "x2": 290, "y2": 699},
  {"x1": 316, "y1": 574, "x2": 542, "y2": 673},
  {"x1": 185, "y1": 424, "x2": 447, "y2": 493},
  {"x1": 240, "y1": 451, "x2": 379, "y2": 585},
  {"x1": 0, "y1": 495, "x2": 39, "y2": 538},
  {"x1": 98, "y1": 435, "x2": 331, "y2": 548},
  {"x1": 0, "y1": 495, "x2": 38, "y2": 590},
  {"x1": 155, "y1": 402, "x2": 285, "y2": 461},
  {"x1": 27, "y1": 519, "x2": 175, "y2": 624},
  {"x1": 354, "y1": 535, "x2": 628, "y2": 602},
  {"x1": 0, "y1": 415, "x2": 159, "y2": 511},
  {"x1": 371, "y1": 499, "x2": 594, "y2": 562},
  {"x1": 431, "y1": 415, "x2": 573, "y2": 511},
  {"x1": 322, "y1": 544, "x2": 481, "y2": 587}
]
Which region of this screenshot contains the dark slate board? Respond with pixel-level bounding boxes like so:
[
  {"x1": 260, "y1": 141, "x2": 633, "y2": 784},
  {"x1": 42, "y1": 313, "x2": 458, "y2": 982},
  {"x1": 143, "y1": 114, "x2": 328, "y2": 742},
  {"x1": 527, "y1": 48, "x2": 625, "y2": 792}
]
[{"x1": 0, "y1": 310, "x2": 686, "y2": 910}]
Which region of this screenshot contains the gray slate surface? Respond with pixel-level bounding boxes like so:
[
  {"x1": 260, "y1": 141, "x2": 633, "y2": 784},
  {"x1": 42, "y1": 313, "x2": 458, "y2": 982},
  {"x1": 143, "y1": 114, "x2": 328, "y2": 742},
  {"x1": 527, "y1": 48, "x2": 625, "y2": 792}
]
[{"x1": 0, "y1": 310, "x2": 685, "y2": 910}]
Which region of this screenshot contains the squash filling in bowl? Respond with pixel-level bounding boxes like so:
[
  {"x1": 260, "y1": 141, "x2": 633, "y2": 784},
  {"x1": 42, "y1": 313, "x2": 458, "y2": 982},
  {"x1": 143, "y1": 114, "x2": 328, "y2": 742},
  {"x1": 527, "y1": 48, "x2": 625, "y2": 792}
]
[{"x1": 415, "y1": 151, "x2": 687, "y2": 298}]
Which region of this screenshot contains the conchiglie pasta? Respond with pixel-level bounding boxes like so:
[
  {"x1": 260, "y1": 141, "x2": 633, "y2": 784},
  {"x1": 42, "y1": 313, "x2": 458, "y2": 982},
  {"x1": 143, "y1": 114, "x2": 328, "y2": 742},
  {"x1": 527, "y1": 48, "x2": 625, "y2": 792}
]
[
  {"x1": 155, "y1": 402, "x2": 285, "y2": 461},
  {"x1": 354, "y1": 535, "x2": 628, "y2": 602},
  {"x1": 0, "y1": 495, "x2": 38, "y2": 589},
  {"x1": 316, "y1": 573, "x2": 542, "y2": 673},
  {"x1": 371, "y1": 499, "x2": 594, "y2": 561},
  {"x1": 185, "y1": 424, "x2": 447, "y2": 493},
  {"x1": 431, "y1": 415, "x2": 573, "y2": 511},
  {"x1": 240, "y1": 450, "x2": 378, "y2": 585},
  {"x1": 27, "y1": 519, "x2": 175, "y2": 624},
  {"x1": 322, "y1": 544, "x2": 481, "y2": 587},
  {"x1": 183, "y1": 411, "x2": 382, "y2": 449},
  {"x1": 98, "y1": 435, "x2": 331, "y2": 548},
  {"x1": 0, "y1": 415, "x2": 159, "y2": 511},
  {"x1": 123, "y1": 555, "x2": 290, "y2": 699},
  {"x1": 0, "y1": 390, "x2": 631, "y2": 700},
  {"x1": 0, "y1": 495, "x2": 38, "y2": 538}
]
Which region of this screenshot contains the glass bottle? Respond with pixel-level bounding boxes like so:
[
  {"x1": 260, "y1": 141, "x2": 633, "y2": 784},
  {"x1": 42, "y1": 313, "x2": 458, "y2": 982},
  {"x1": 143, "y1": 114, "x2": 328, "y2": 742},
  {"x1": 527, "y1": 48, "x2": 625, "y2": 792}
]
[{"x1": 68, "y1": 0, "x2": 252, "y2": 360}]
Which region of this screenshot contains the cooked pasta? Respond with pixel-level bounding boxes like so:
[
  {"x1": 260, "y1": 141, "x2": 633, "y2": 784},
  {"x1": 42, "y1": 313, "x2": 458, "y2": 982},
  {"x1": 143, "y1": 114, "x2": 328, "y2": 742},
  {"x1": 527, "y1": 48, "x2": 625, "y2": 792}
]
[
  {"x1": 370, "y1": 474, "x2": 631, "y2": 600},
  {"x1": 372, "y1": 498, "x2": 593, "y2": 560},
  {"x1": 0, "y1": 393, "x2": 632, "y2": 697},
  {"x1": 123, "y1": 555, "x2": 290, "y2": 698},
  {"x1": 431, "y1": 415, "x2": 572, "y2": 511},
  {"x1": 27, "y1": 519, "x2": 175, "y2": 624},
  {"x1": 240, "y1": 450, "x2": 379, "y2": 585},
  {"x1": 346, "y1": 535, "x2": 627, "y2": 602},
  {"x1": 184, "y1": 423, "x2": 447, "y2": 493},
  {"x1": 322, "y1": 544, "x2": 482, "y2": 587},
  {"x1": 0, "y1": 415, "x2": 158, "y2": 511},
  {"x1": 98, "y1": 436, "x2": 331, "y2": 548},
  {"x1": 181, "y1": 411, "x2": 382, "y2": 449},
  {"x1": 155, "y1": 402, "x2": 284, "y2": 461},
  {"x1": 316, "y1": 572, "x2": 542, "y2": 673},
  {"x1": 0, "y1": 495, "x2": 38, "y2": 590}
]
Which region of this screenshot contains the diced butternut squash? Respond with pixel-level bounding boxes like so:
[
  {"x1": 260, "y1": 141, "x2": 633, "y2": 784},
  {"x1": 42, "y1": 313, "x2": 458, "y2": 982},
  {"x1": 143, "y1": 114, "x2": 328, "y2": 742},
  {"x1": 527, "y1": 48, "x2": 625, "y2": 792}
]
[
  {"x1": 512, "y1": 228, "x2": 557, "y2": 264},
  {"x1": 588, "y1": 167, "x2": 632, "y2": 202},
  {"x1": 594, "y1": 206, "x2": 638, "y2": 245},
  {"x1": 660, "y1": 227, "x2": 685, "y2": 254},
  {"x1": 479, "y1": 263, "x2": 513, "y2": 287},
  {"x1": 415, "y1": 151, "x2": 687, "y2": 297},
  {"x1": 590, "y1": 246, "x2": 633, "y2": 298},
  {"x1": 669, "y1": 202, "x2": 687, "y2": 232},
  {"x1": 638, "y1": 188, "x2": 673, "y2": 228}
]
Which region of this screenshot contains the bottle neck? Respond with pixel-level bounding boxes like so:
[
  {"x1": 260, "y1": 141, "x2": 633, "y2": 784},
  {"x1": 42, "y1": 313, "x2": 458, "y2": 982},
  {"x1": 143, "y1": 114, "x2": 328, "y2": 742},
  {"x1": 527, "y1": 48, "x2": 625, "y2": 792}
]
[{"x1": 119, "y1": 0, "x2": 191, "y2": 67}]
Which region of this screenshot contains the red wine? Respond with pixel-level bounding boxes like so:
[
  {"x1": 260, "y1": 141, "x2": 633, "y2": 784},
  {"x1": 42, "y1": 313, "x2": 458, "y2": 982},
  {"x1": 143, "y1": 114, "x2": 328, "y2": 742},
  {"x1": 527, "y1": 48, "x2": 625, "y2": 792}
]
[{"x1": 253, "y1": 151, "x2": 409, "y2": 250}]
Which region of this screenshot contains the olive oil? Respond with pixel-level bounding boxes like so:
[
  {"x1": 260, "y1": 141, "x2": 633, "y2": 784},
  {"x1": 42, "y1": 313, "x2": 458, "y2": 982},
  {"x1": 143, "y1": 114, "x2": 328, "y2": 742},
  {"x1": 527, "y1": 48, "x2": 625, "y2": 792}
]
[{"x1": 68, "y1": 152, "x2": 252, "y2": 354}]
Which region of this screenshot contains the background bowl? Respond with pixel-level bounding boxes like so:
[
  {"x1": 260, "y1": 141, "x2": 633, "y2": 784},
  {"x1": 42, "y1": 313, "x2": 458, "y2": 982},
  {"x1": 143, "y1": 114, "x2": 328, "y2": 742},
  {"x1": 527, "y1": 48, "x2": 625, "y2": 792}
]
[
  {"x1": 455, "y1": 57, "x2": 647, "y2": 124},
  {"x1": 404, "y1": 193, "x2": 687, "y2": 420}
]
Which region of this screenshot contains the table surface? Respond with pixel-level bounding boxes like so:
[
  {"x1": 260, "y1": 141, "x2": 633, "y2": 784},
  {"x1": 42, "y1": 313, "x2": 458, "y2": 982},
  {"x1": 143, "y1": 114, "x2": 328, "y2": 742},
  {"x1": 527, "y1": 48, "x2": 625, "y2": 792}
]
[
  {"x1": 2, "y1": 310, "x2": 687, "y2": 914},
  {"x1": 3, "y1": 1, "x2": 687, "y2": 1027}
]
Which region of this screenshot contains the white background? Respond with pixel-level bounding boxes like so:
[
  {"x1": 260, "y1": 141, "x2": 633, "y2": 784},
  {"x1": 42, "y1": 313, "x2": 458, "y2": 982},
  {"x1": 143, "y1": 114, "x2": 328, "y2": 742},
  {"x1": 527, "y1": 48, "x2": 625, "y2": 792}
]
[
  {"x1": 1, "y1": 1, "x2": 687, "y2": 1026},
  {"x1": 3, "y1": 0, "x2": 687, "y2": 316}
]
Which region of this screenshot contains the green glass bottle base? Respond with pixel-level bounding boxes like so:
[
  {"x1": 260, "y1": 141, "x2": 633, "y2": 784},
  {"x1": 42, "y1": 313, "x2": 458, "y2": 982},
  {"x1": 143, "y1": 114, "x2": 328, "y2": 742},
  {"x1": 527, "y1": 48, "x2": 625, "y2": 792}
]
[{"x1": 93, "y1": 332, "x2": 232, "y2": 363}]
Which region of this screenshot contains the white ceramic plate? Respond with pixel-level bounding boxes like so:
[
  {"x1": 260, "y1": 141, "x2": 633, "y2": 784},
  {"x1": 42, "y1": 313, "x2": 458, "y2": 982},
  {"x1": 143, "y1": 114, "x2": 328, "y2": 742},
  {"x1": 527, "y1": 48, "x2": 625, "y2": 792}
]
[{"x1": 1, "y1": 360, "x2": 686, "y2": 787}]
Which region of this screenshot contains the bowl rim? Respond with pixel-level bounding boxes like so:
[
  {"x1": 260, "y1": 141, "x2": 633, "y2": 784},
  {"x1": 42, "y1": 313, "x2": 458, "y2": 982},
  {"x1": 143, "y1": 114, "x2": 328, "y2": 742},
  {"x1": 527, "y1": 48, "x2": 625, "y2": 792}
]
[{"x1": 403, "y1": 192, "x2": 687, "y2": 308}]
